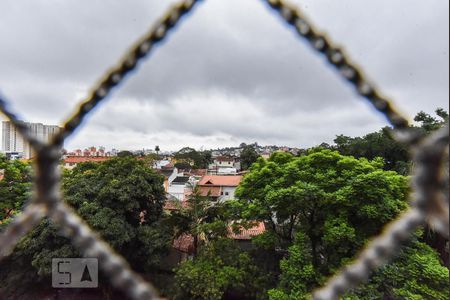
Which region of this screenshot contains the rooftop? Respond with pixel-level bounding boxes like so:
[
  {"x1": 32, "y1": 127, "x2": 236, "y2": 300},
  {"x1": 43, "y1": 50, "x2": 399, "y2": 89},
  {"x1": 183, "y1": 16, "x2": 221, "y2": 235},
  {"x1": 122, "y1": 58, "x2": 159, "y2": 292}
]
[
  {"x1": 198, "y1": 175, "x2": 243, "y2": 187},
  {"x1": 214, "y1": 156, "x2": 235, "y2": 162},
  {"x1": 64, "y1": 156, "x2": 111, "y2": 164},
  {"x1": 172, "y1": 176, "x2": 191, "y2": 184},
  {"x1": 228, "y1": 222, "x2": 266, "y2": 240}
]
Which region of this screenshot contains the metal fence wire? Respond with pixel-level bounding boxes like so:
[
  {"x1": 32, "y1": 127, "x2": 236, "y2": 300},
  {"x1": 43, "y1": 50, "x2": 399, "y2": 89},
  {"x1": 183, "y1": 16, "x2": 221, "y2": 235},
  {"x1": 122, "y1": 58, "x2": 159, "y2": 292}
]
[{"x1": 0, "y1": 0, "x2": 448, "y2": 299}]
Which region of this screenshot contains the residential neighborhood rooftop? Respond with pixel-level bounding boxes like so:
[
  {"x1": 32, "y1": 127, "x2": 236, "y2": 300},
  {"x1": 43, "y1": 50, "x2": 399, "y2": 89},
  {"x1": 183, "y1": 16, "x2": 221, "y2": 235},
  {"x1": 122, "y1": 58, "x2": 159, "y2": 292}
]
[{"x1": 198, "y1": 175, "x2": 243, "y2": 187}]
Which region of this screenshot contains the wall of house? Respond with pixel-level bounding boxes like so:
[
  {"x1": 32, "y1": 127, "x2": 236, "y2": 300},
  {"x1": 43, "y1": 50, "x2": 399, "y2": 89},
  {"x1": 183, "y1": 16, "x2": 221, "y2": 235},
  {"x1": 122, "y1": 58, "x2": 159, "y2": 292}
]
[
  {"x1": 220, "y1": 186, "x2": 237, "y2": 201},
  {"x1": 217, "y1": 167, "x2": 237, "y2": 175},
  {"x1": 168, "y1": 168, "x2": 179, "y2": 185},
  {"x1": 168, "y1": 184, "x2": 186, "y2": 201},
  {"x1": 209, "y1": 160, "x2": 234, "y2": 169}
]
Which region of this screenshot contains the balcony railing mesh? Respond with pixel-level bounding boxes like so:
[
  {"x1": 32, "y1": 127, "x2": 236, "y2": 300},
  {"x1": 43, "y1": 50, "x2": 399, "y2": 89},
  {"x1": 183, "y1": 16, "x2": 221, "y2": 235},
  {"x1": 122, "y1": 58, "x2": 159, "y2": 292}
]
[{"x1": 0, "y1": 0, "x2": 448, "y2": 299}]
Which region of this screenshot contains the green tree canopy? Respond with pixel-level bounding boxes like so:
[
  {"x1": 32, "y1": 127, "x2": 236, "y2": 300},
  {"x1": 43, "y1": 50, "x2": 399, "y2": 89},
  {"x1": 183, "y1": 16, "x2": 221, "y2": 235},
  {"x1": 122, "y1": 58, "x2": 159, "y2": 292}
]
[
  {"x1": 344, "y1": 236, "x2": 449, "y2": 300},
  {"x1": 173, "y1": 239, "x2": 270, "y2": 300},
  {"x1": 174, "y1": 147, "x2": 212, "y2": 169},
  {"x1": 117, "y1": 150, "x2": 135, "y2": 157},
  {"x1": 333, "y1": 128, "x2": 410, "y2": 175},
  {"x1": 414, "y1": 108, "x2": 449, "y2": 133},
  {"x1": 236, "y1": 149, "x2": 408, "y2": 272},
  {"x1": 332, "y1": 108, "x2": 449, "y2": 175},
  {"x1": 240, "y1": 145, "x2": 260, "y2": 170},
  {"x1": 0, "y1": 155, "x2": 32, "y2": 221},
  {"x1": 269, "y1": 233, "x2": 449, "y2": 300},
  {"x1": 168, "y1": 185, "x2": 230, "y2": 256},
  {"x1": 0, "y1": 157, "x2": 171, "y2": 298}
]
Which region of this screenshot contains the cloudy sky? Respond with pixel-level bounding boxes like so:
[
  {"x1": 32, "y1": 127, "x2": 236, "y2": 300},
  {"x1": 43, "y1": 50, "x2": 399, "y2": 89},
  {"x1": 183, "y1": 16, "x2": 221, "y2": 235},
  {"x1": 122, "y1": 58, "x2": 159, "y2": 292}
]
[{"x1": 0, "y1": 0, "x2": 448, "y2": 152}]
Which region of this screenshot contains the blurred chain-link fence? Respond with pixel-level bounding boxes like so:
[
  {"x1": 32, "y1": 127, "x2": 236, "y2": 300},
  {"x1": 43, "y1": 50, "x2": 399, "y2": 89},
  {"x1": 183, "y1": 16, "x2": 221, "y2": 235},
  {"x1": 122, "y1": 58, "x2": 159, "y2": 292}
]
[{"x1": 0, "y1": 0, "x2": 448, "y2": 299}]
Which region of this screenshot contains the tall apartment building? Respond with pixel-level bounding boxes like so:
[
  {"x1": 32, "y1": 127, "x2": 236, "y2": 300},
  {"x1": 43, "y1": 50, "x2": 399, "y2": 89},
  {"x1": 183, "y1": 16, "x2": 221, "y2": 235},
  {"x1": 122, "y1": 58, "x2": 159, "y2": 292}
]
[{"x1": 1, "y1": 121, "x2": 62, "y2": 159}]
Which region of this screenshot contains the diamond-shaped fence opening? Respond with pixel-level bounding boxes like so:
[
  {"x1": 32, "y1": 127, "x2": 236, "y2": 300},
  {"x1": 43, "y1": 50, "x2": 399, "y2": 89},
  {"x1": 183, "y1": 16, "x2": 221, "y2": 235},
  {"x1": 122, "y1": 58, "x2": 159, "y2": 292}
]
[{"x1": 0, "y1": 0, "x2": 448, "y2": 299}]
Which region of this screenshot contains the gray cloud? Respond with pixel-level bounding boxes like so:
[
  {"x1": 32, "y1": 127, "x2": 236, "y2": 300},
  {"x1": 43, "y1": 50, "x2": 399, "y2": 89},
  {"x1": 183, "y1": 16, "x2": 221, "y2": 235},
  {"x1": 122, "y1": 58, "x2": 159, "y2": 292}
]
[{"x1": 0, "y1": 0, "x2": 448, "y2": 151}]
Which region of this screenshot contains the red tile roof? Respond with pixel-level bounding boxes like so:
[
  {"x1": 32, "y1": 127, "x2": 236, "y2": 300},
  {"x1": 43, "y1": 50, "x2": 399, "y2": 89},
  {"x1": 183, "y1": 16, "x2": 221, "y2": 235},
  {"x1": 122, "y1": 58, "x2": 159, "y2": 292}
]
[
  {"x1": 162, "y1": 163, "x2": 174, "y2": 169},
  {"x1": 198, "y1": 175, "x2": 243, "y2": 187},
  {"x1": 198, "y1": 186, "x2": 222, "y2": 197},
  {"x1": 65, "y1": 156, "x2": 111, "y2": 164},
  {"x1": 228, "y1": 222, "x2": 266, "y2": 240},
  {"x1": 164, "y1": 201, "x2": 190, "y2": 211},
  {"x1": 173, "y1": 234, "x2": 195, "y2": 254}
]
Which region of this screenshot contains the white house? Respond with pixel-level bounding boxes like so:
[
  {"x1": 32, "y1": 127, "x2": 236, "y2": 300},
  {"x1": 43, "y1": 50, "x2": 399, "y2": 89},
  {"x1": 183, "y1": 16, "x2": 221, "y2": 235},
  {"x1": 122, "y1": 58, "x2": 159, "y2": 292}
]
[
  {"x1": 197, "y1": 175, "x2": 243, "y2": 202},
  {"x1": 167, "y1": 176, "x2": 194, "y2": 201}
]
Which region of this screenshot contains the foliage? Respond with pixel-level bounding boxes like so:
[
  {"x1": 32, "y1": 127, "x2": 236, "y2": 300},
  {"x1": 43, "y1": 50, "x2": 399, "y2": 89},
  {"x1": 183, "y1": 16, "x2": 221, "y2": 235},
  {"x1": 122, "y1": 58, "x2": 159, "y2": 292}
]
[
  {"x1": 168, "y1": 185, "x2": 229, "y2": 256},
  {"x1": 235, "y1": 148, "x2": 411, "y2": 297},
  {"x1": 236, "y1": 150, "x2": 408, "y2": 254},
  {"x1": 332, "y1": 108, "x2": 449, "y2": 175},
  {"x1": 174, "y1": 147, "x2": 212, "y2": 169},
  {"x1": 173, "y1": 239, "x2": 270, "y2": 300},
  {"x1": 143, "y1": 153, "x2": 160, "y2": 167},
  {"x1": 414, "y1": 108, "x2": 448, "y2": 133},
  {"x1": 268, "y1": 232, "x2": 318, "y2": 300},
  {"x1": 240, "y1": 145, "x2": 260, "y2": 170},
  {"x1": 270, "y1": 234, "x2": 449, "y2": 300},
  {"x1": 333, "y1": 128, "x2": 410, "y2": 175},
  {"x1": 0, "y1": 155, "x2": 32, "y2": 221},
  {"x1": 117, "y1": 150, "x2": 135, "y2": 157},
  {"x1": 0, "y1": 157, "x2": 171, "y2": 297},
  {"x1": 344, "y1": 237, "x2": 449, "y2": 300},
  {"x1": 174, "y1": 162, "x2": 192, "y2": 170}
]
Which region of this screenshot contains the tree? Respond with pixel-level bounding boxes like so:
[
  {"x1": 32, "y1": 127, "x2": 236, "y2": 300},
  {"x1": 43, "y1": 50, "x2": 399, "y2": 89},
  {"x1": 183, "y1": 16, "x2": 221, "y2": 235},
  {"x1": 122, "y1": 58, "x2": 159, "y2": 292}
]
[
  {"x1": 155, "y1": 145, "x2": 160, "y2": 157},
  {"x1": 268, "y1": 233, "x2": 318, "y2": 300},
  {"x1": 0, "y1": 155, "x2": 32, "y2": 221},
  {"x1": 344, "y1": 235, "x2": 449, "y2": 300},
  {"x1": 269, "y1": 233, "x2": 449, "y2": 300},
  {"x1": 332, "y1": 108, "x2": 449, "y2": 175},
  {"x1": 174, "y1": 162, "x2": 192, "y2": 170},
  {"x1": 414, "y1": 108, "x2": 449, "y2": 133},
  {"x1": 333, "y1": 128, "x2": 410, "y2": 175},
  {"x1": 240, "y1": 145, "x2": 260, "y2": 170},
  {"x1": 117, "y1": 150, "x2": 134, "y2": 157},
  {"x1": 173, "y1": 239, "x2": 270, "y2": 300},
  {"x1": 143, "y1": 152, "x2": 160, "y2": 168},
  {"x1": 174, "y1": 147, "x2": 212, "y2": 169},
  {"x1": 236, "y1": 149, "x2": 408, "y2": 269},
  {"x1": 0, "y1": 157, "x2": 172, "y2": 298},
  {"x1": 168, "y1": 185, "x2": 229, "y2": 256}
]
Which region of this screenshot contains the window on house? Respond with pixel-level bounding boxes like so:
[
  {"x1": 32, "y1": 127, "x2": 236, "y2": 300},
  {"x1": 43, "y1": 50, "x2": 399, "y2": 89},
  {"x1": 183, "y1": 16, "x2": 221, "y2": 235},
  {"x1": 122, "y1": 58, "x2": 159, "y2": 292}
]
[{"x1": 225, "y1": 192, "x2": 229, "y2": 196}]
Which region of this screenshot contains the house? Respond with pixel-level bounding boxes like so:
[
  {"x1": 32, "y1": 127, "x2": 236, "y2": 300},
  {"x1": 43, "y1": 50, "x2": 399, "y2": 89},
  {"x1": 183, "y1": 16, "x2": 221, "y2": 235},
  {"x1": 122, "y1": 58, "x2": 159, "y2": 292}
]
[
  {"x1": 156, "y1": 165, "x2": 179, "y2": 192},
  {"x1": 228, "y1": 222, "x2": 266, "y2": 250},
  {"x1": 197, "y1": 175, "x2": 243, "y2": 201},
  {"x1": 167, "y1": 176, "x2": 194, "y2": 201},
  {"x1": 167, "y1": 222, "x2": 265, "y2": 265},
  {"x1": 209, "y1": 156, "x2": 235, "y2": 168},
  {"x1": 208, "y1": 156, "x2": 242, "y2": 174},
  {"x1": 184, "y1": 168, "x2": 208, "y2": 178},
  {"x1": 217, "y1": 167, "x2": 238, "y2": 175},
  {"x1": 63, "y1": 156, "x2": 111, "y2": 169},
  {"x1": 154, "y1": 160, "x2": 172, "y2": 170},
  {"x1": 228, "y1": 222, "x2": 266, "y2": 240}
]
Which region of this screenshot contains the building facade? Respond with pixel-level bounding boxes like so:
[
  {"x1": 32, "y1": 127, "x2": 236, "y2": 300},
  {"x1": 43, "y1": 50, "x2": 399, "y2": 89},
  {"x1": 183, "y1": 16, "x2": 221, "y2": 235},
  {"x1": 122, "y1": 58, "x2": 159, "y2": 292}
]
[
  {"x1": 2, "y1": 121, "x2": 62, "y2": 159},
  {"x1": 197, "y1": 175, "x2": 243, "y2": 202}
]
